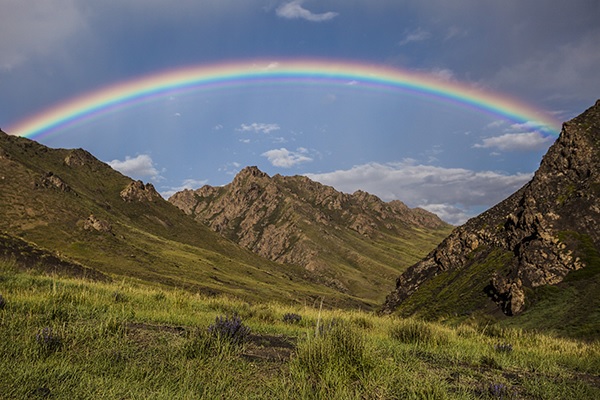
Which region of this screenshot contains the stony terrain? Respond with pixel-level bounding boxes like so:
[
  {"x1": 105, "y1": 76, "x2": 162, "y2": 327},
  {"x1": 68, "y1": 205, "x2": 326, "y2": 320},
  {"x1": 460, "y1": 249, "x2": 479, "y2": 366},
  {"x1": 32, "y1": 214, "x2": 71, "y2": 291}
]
[{"x1": 383, "y1": 100, "x2": 600, "y2": 319}]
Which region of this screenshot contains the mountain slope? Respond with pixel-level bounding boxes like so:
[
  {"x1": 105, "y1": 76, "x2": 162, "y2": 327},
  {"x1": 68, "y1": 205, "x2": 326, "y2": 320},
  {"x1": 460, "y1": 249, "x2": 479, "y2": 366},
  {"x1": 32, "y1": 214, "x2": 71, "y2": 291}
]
[
  {"x1": 0, "y1": 130, "x2": 373, "y2": 307},
  {"x1": 169, "y1": 167, "x2": 452, "y2": 300},
  {"x1": 382, "y1": 100, "x2": 600, "y2": 334}
]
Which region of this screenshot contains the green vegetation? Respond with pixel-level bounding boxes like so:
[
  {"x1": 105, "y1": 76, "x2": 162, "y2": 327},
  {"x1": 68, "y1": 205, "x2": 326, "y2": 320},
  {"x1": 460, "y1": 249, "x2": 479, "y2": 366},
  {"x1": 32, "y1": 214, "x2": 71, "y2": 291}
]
[
  {"x1": 395, "y1": 248, "x2": 513, "y2": 319},
  {"x1": 0, "y1": 130, "x2": 450, "y2": 309},
  {"x1": 1, "y1": 261, "x2": 598, "y2": 399}
]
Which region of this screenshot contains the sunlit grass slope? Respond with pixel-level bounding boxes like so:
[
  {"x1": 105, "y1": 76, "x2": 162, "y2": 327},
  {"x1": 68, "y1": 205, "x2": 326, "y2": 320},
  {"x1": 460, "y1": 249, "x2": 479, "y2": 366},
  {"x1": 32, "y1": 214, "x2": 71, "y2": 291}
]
[
  {"x1": 0, "y1": 131, "x2": 379, "y2": 308},
  {"x1": 1, "y1": 262, "x2": 598, "y2": 399}
]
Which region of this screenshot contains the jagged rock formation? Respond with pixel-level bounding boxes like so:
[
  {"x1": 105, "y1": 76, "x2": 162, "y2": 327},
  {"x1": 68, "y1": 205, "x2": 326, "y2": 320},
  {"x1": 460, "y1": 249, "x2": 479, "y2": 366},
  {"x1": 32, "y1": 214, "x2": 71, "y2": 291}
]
[
  {"x1": 64, "y1": 149, "x2": 101, "y2": 169},
  {"x1": 82, "y1": 214, "x2": 113, "y2": 234},
  {"x1": 37, "y1": 172, "x2": 72, "y2": 192},
  {"x1": 169, "y1": 166, "x2": 451, "y2": 295},
  {"x1": 382, "y1": 100, "x2": 600, "y2": 317},
  {"x1": 120, "y1": 180, "x2": 161, "y2": 202}
]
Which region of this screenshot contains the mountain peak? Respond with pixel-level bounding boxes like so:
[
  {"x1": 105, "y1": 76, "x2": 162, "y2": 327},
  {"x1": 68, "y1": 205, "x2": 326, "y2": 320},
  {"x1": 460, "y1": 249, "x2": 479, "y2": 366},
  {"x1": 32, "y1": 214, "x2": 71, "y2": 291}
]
[
  {"x1": 236, "y1": 166, "x2": 270, "y2": 179},
  {"x1": 382, "y1": 100, "x2": 600, "y2": 318},
  {"x1": 169, "y1": 168, "x2": 451, "y2": 300}
]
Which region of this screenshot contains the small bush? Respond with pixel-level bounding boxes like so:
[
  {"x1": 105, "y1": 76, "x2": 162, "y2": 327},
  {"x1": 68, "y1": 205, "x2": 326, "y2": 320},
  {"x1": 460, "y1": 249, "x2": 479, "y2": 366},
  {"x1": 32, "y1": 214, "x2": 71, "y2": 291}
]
[
  {"x1": 36, "y1": 327, "x2": 62, "y2": 353},
  {"x1": 208, "y1": 314, "x2": 251, "y2": 345},
  {"x1": 0, "y1": 293, "x2": 5, "y2": 309},
  {"x1": 282, "y1": 312, "x2": 302, "y2": 324},
  {"x1": 488, "y1": 382, "x2": 513, "y2": 398}
]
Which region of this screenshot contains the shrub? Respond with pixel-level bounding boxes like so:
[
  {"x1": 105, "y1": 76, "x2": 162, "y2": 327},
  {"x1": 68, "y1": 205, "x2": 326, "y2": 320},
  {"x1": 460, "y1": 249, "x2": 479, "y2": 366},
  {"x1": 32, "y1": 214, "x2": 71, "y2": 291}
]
[
  {"x1": 36, "y1": 327, "x2": 62, "y2": 353},
  {"x1": 488, "y1": 382, "x2": 513, "y2": 398},
  {"x1": 282, "y1": 312, "x2": 302, "y2": 324},
  {"x1": 207, "y1": 314, "x2": 251, "y2": 345},
  {"x1": 0, "y1": 293, "x2": 5, "y2": 309}
]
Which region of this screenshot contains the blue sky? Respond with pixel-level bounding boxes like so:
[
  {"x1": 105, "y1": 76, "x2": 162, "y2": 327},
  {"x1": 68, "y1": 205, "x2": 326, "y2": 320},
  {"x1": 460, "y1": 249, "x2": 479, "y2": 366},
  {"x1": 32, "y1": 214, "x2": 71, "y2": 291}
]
[{"x1": 1, "y1": 0, "x2": 599, "y2": 224}]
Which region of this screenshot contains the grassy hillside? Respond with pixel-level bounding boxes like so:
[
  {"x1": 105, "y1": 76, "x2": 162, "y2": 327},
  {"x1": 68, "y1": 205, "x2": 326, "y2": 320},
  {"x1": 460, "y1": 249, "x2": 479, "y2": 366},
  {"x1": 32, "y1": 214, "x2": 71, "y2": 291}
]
[
  {"x1": 0, "y1": 131, "x2": 373, "y2": 308},
  {"x1": 390, "y1": 232, "x2": 600, "y2": 340},
  {"x1": 1, "y1": 262, "x2": 598, "y2": 399}
]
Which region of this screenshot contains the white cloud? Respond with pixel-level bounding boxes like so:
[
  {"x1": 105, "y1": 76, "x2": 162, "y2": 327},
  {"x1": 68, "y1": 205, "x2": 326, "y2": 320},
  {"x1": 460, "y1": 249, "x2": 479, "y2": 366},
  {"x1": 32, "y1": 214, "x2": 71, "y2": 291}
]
[
  {"x1": 305, "y1": 161, "x2": 532, "y2": 225},
  {"x1": 107, "y1": 154, "x2": 160, "y2": 178},
  {"x1": 473, "y1": 131, "x2": 553, "y2": 151},
  {"x1": 238, "y1": 123, "x2": 281, "y2": 134},
  {"x1": 419, "y1": 204, "x2": 471, "y2": 226},
  {"x1": 160, "y1": 178, "x2": 208, "y2": 199},
  {"x1": 398, "y1": 28, "x2": 432, "y2": 46},
  {"x1": 276, "y1": 0, "x2": 338, "y2": 22},
  {"x1": 262, "y1": 147, "x2": 313, "y2": 168}
]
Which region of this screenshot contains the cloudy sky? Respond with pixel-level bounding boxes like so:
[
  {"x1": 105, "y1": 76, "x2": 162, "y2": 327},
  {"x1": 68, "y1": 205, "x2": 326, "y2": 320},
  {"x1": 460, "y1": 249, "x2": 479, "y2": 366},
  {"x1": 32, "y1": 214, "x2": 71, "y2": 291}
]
[{"x1": 1, "y1": 0, "x2": 599, "y2": 224}]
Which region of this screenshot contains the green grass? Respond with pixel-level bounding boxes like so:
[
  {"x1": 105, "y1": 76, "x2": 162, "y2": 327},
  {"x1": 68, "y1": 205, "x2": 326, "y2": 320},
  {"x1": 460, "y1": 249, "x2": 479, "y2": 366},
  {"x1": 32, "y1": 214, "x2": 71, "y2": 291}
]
[
  {"x1": 1, "y1": 261, "x2": 598, "y2": 399},
  {"x1": 395, "y1": 248, "x2": 513, "y2": 319}
]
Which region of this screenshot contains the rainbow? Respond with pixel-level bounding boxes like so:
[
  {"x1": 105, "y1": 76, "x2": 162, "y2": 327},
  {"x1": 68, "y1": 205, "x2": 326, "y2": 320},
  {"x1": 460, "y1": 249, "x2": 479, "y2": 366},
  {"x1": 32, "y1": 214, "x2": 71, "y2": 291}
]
[{"x1": 7, "y1": 59, "x2": 561, "y2": 139}]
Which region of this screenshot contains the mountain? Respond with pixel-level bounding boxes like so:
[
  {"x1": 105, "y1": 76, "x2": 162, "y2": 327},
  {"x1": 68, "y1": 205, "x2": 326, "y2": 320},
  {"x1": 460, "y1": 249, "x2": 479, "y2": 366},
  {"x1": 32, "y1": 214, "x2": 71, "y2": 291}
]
[
  {"x1": 382, "y1": 100, "x2": 600, "y2": 335},
  {"x1": 0, "y1": 130, "x2": 380, "y2": 308},
  {"x1": 169, "y1": 167, "x2": 452, "y2": 300}
]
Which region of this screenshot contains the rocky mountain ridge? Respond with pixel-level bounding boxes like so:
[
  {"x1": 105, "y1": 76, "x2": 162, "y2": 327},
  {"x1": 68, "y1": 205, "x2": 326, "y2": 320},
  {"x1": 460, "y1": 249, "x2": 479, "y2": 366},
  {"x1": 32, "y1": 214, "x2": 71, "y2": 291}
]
[
  {"x1": 382, "y1": 100, "x2": 600, "y2": 317},
  {"x1": 169, "y1": 166, "x2": 452, "y2": 296}
]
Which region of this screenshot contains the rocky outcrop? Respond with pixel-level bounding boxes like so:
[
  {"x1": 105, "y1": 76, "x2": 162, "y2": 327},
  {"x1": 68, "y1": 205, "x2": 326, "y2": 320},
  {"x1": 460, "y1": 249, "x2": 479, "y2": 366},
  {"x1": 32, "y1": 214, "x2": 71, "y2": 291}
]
[
  {"x1": 383, "y1": 100, "x2": 600, "y2": 316},
  {"x1": 120, "y1": 181, "x2": 162, "y2": 202},
  {"x1": 82, "y1": 214, "x2": 113, "y2": 234},
  {"x1": 64, "y1": 149, "x2": 101, "y2": 169},
  {"x1": 37, "y1": 172, "x2": 71, "y2": 192}
]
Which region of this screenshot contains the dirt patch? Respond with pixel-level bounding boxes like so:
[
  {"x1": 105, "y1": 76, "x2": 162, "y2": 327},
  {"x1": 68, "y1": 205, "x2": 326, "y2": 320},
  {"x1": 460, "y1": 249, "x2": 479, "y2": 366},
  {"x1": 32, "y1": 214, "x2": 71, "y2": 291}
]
[{"x1": 243, "y1": 334, "x2": 296, "y2": 363}]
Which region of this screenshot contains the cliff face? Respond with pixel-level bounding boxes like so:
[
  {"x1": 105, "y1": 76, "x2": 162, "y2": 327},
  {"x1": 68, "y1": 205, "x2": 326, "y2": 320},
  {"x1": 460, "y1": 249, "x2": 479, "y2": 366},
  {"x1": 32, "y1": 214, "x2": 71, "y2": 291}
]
[
  {"x1": 383, "y1": 100, "x2": 600, "y2": 317},
  {"x1": 169, "y1": 167, "x2": 452, "y2": 297}
]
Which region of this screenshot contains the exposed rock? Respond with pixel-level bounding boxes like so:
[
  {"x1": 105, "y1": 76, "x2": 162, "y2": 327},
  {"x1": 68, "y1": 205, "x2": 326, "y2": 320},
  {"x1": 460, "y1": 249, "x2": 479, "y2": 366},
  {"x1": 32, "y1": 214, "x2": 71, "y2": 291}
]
[
  {"x1": 64, "y1": 149, "x2": 99, "y2": 168},
  {"x1": 120, "y1": 180, "x2": 161, "y2": 202},
  {"x1": 37, "y1": 172, "x2": 71, "y2": 192},
  {"x1": 169, "y1": 166, "x2": 452, "y2": 294},
  {"x1": 382, "y1": 100, "x2": 600, "y2": 316},
  {"x1": 82, "y1": 214, "x2": 113, "y2": 234}
]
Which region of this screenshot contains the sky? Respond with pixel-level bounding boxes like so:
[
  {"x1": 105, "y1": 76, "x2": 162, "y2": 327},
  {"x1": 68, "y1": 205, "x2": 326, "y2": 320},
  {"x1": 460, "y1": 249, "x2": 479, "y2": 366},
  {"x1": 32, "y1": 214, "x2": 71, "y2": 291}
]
[{"x1": 1, "y1": 0, "x2": 599, "y2": 224}]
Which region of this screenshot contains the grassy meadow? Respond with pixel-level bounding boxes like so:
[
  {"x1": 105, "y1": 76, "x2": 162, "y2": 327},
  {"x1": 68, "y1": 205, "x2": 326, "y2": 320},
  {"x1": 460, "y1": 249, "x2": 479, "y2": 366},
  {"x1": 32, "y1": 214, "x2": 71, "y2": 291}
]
[{"x1": 1, "y1": 260, "x2": 599, "y2": 399}]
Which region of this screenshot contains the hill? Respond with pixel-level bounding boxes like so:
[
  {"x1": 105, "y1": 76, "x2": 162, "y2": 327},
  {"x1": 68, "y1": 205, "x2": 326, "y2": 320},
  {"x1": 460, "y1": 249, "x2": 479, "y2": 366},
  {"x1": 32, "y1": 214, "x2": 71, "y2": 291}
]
[
  {"x1": 169, "y1": 166, "x2": 452, "y2": 300},
  {"x1": 0, "y1": 130, "x2": 381, "y2": 308},
  {"x1": 382, "y1": 100, "x2": 600, "y2": 337}
]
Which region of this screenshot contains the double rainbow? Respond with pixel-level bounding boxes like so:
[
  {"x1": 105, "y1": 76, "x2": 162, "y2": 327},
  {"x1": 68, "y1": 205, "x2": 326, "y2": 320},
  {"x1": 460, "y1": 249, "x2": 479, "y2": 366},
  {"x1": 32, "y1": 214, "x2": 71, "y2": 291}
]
[{"x1": 8, "y1": 59, "x2": 561, "y2": 139}]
